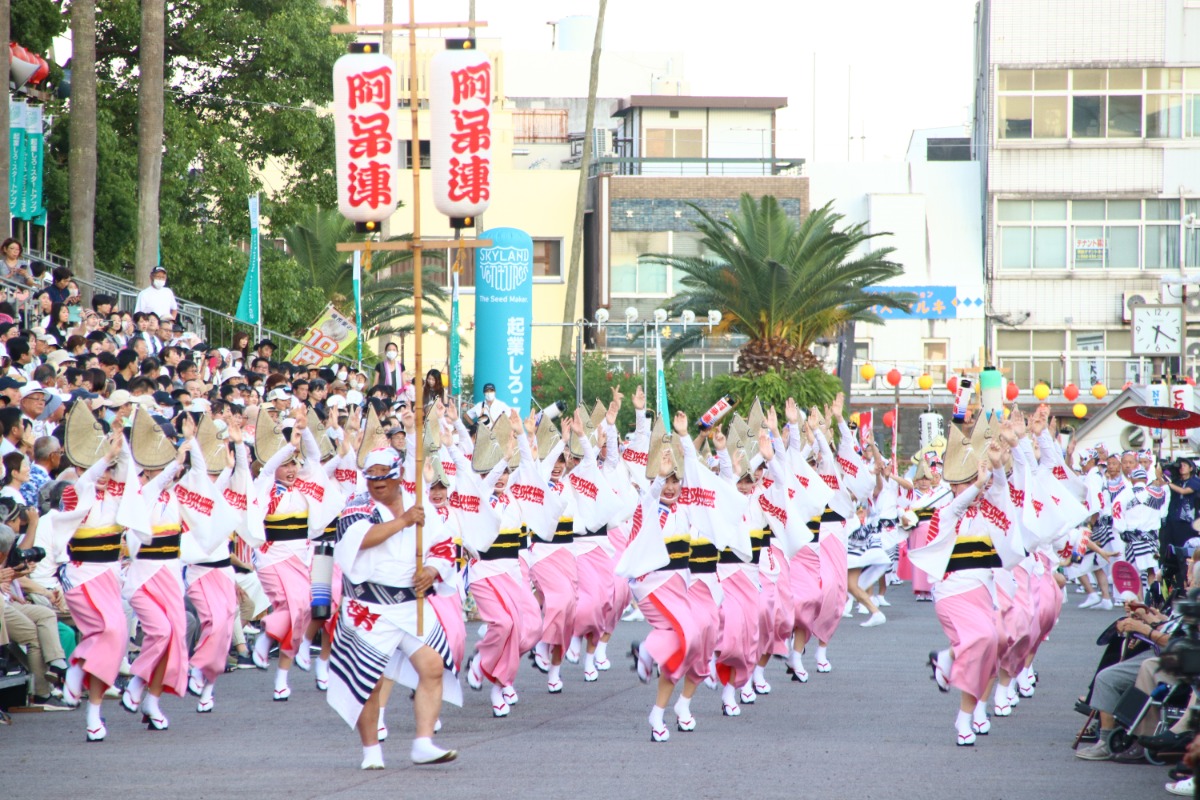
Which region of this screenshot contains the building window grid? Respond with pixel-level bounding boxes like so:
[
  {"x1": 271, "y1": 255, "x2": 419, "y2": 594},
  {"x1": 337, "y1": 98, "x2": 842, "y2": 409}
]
[
  {"x1": 610, "y1": 230, "x2": 708, "y2": 298},
  {"x1": 995, "y1": 197, "x2": 1200, "y2": 271},
  {"x1": 996, "y1": 67, "x2": 1200, "y2": 141}
]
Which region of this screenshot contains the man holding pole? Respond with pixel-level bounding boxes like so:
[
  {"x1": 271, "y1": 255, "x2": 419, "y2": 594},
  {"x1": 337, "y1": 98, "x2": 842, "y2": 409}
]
[{"x1": 326, "y1": 447, "x2": 459, "y2": 768}]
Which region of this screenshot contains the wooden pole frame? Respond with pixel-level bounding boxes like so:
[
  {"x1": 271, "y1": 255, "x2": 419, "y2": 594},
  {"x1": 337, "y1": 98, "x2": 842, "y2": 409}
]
[{"x1": 332, "y1": 6, "x2": 490, "y2": 635}]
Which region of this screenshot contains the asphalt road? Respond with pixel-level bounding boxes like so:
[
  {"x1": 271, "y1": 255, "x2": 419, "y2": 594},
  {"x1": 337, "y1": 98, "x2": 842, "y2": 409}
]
[{"x1": 1, "y1": 589, "x2": 1177, "y2": 800}]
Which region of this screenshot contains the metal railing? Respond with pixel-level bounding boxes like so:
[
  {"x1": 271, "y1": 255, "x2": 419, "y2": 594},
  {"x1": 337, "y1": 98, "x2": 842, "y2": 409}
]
[{"x1": 584, "y1": 155, "x2": 807, "y2": 177}]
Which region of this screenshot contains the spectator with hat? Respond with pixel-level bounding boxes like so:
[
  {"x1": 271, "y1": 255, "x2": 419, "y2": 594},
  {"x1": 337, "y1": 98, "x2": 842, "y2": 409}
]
[
  {"x1": 134, "y1": 265, "x2": 179, "y2": 321},
  {"x1": 19, "y1": 383, "x2": 51, "y2": 439},
  {"x1": 466, "y1": 382, "x2": 510, "y2": 428}
]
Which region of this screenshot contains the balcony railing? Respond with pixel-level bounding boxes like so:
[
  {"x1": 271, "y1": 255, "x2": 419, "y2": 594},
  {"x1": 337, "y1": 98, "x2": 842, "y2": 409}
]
[{"x1": 583, "y1": 156, "x2": 806, "y2": 177}]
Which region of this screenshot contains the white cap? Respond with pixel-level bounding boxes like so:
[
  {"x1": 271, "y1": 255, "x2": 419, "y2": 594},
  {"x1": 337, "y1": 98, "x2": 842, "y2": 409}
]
[
  {"x1": 103, "y1": 389, "x2": 133, "y2": 408},
  {"x1": 266, "y1": 388, "x2": 290, "y2": 402},
  {"x1": 326, "y1": 395, "x2": 347, "y2": 410},
  {"x1": 46, "y1": 350, "x2": 75, "y2": 369},
  {"x1": 345, "y1": 390, "x2": 364, "y2": 406},
  {"x1": 19, "y1": 383, "x2": 46, "y2": 399}
]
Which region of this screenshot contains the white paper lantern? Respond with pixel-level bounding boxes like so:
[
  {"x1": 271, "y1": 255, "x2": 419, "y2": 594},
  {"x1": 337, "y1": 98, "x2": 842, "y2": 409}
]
[
  {"x1": 429, "y1": 44, "x2": 493, "y2": 220},
  {"x1": 333, "y1": 50, "x2": 400, "y2": 224}
]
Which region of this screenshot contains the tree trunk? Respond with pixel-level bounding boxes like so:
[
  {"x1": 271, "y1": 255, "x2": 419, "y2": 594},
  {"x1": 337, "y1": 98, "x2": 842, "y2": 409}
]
[
  {"x1": 559, "y1": 0, "x2": 607, "y2": 360},
  {"x1": 135, "y1": 0, "x2": 166, "y2": 287},
  {"x1": 0, "y1": 3, "x2": 10, "y2": 237},
  {"x1": 69, "y1": 0, "x2": 97, "y2": 285}
]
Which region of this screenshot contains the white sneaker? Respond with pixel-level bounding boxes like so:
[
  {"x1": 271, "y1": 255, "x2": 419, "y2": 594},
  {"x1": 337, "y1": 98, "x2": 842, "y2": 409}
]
[
  {"x1": 621, "y1": 605, "x2": 645, "y2": 622},
  {"x1": 1078, "y1": 593, "x2": 1100, "y2": 609},
  {"x1": 855, "y1": 602, "x2": 869, "y2": 615},
  {"x1": 842, "y1": 599, "x2": 855, "y2": 618},
  {"x1": 1098, "y1": 598, "x2": 1114, "y2": 610},
  {"x1": 1167, "y1": 777, "x2": 1195, "y2": 796},
  {"x1": 874, "y1": 595, "x2": 892, "y2": 608},
  {"x1": 860, "y1": 612, "x2": 886, "y2": 628},
  {"x1": 361, "y1": 752, "x2": 385, "y2": 770}
]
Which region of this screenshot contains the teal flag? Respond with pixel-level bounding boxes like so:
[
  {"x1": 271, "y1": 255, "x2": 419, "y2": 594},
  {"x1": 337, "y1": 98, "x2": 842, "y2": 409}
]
[
  {"x1": 9, "y1": 100, "x2": 26, "y2": 218},
  {"x1": 450, "y1": 269, "x2": 461, "y2": 396},
  {"x1": 235, "y1": 194, "x2": 261, "y2": 325},
  {"x1": 22, "y1": 105, "x2": 44, "y2": 219},
  {"x1": 655, "y1": 333, "x2": 669, "y2": 420}
]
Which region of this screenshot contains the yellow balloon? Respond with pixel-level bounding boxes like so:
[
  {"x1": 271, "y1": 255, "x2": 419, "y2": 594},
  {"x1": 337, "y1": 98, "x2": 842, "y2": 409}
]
[
  {"x1": 860, "y1": 363, "x2": 876, "y2": 382},
  {"x1": 1091, "y1": 383, "x2": 1108, "y2": 400},
  {"x1": 1033, "y1": 383, "x2": 1050, "y2": 401},
  {"x1": 1003, "y1": 407, "x2": 1011, "y2": 419},
  {"x1": 917, "y1": 374, "x2": 933, "y2": 391},
  {"x1": 441, "y1": 372, "x2": 449, "y2": 387},
  {"x1": 1072, "y1": 402, "x2": 1087, "y2": 419}
]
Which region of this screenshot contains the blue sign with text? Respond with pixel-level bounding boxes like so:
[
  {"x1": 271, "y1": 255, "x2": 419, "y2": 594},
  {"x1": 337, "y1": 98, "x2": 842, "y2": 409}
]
[{"x1": 474, "y1": 228, "x2": 534, "y2": 415}]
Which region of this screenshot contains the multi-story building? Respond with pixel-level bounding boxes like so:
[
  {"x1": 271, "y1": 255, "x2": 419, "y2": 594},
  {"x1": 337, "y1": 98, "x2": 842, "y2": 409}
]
[{"x1": 974, "y1": 0, "x2": 1200, "y2": 392}]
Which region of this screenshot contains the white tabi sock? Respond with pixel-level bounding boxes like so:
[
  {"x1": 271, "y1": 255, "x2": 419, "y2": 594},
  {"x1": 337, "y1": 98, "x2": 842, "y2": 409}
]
[
  {"x1": 673, "y1": 694, "x2": 692, "y2": 719},
  {"x1": 143, "y1": 693, "x2": 161, "y2": 717},
  {"x1": 274, "y1": 668, "x2": 289, "y2": 692},
  {"x1": 254, "y1": 632, "x2": 271, "y2": 661},
  {"x1": 754, "y1": 665, "x2": 767, "y2": 684},
  {"x1": 315, "y1": 657, "x2": 330, "y2": 681},
  {"x1": 816, "y1": 645, "x2": 828, "y2": 663},
  {"x1": 200, "y1": 681, "x2": 215, "y2": 703},
  {"x1": 126, "y1": 675, "x2": 146, "y2": 703},
  {"x1": 721, "y1": 682, "x2": 736, "y2": 707},
  {"x1": 790, "y1": 649, "x2": 805, "y2": 672},
  {"x1": 361, "y1": 743, "x2": 383, "y2": 769},
  {"x1": 87, "y1": 701, "x2": 102, "y2": 728},
  {"x1": 411, "y1": 737, "x2": 449, "y2": 763},
  {"x1": 66, "y1": 664, "x2": 85, "y2": 698},
  {"x1": 595, "y1": 641, "x2": 608, "y2": 662},
  {"x1": 973, "y1": 703, "x2": 988, "y2": 724},
  {"x1": 649, "y1": 705, "x2": 666, "y2": 728},
  {"x1": 583, "y1": 652, "x2": 596, "y2": 673},
  {"x1": 995, "y1": 681, "x2": 1009, "y2": 706},
  {"x1": 547, "y1": 664, "x2": 561, "y2": 684},
  {"x1": 490, "y1": 683, "x2": 506, "y2": 709},
  {"x1": 1007, "y1": 681, "x2": 1018, "y2": 703},
  {"x1": 956, "y1": 709, "x2": 973, "y2": 733}
]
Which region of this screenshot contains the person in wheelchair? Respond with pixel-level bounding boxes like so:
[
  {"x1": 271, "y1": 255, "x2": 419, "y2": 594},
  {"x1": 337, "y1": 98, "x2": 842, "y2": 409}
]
[{"x1": 1076, "y1": 601, "x2": 1181, "y2": 761}]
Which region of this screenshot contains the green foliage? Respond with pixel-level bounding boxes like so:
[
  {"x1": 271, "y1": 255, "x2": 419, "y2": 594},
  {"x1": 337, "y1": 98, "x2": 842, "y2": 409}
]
[
  {"x1": 529, "y1": 354, "x2": 841, "y2": 434},
  {"x1": 645, "y1": 194, "x2": 914, "y2": 370},
  {"x1": 11, "y1": 0, "x2": 67, "y2": 54},
  {"x1": 43, "y1": 0, "x2": 349, "y2": 308}
]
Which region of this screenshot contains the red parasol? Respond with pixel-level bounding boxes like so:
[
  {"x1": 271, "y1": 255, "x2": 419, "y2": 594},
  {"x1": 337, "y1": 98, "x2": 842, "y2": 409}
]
[{"x1": 1116, "y1": 405, "x2": 1200, "y2": 431}]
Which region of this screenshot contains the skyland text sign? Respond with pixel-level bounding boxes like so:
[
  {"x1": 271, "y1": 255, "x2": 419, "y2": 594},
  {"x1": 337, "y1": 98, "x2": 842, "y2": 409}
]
[{"x1": 474, "y1": 228, "x2": 533, "y2": 415}]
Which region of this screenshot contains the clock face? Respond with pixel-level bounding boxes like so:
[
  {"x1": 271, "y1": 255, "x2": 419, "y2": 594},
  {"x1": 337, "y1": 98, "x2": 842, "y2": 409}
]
[{"x1": 1132, "y1": 304, "x2": 1184, "y2": 355}]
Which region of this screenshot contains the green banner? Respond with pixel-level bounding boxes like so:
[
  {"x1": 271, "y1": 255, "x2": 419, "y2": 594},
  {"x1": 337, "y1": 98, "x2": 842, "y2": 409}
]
[
  {"x1": 450, "y1": 270, "x2": 461, "y2": 396},
  {"x1": 9, "y1": 100, "x2": 27, "y2": 218},
  {"x1": 235, "y1": 194, "x2": 261, "y2": 325},
  {"x1": 22, "y1": 105, "x2": 44, "y2": 219}
]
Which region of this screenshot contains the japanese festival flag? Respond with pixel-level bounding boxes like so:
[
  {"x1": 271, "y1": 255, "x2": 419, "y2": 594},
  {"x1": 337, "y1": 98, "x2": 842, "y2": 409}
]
[
  {"x1": 333, "y1": 48, "x2": 400, "y2": 223},
  {"x1": 430, "y1": 41, "x2": 492, "y2": 219}
]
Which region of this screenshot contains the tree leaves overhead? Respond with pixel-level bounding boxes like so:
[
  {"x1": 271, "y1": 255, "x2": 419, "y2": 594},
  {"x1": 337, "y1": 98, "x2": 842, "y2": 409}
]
[{"x1": 644, "y1": 194, "x2": 914, "y2": 375}]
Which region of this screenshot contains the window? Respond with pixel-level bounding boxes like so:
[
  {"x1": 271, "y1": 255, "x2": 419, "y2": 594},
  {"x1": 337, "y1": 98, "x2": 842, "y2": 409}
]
[
  {"x1": 996, "y1": 198, "x2": 1192, "y2": 271},
  {"x1": 923, "y1": 340, "x2": 948, "y2": 383},
  {"x1": 610, "y1": 231, "x2": 705, "y2": 297},
  {"x1": 644, "y1": 129, "x2": 703, "y2": 158},
  {"x1": 532, "y1": 239, "x2": 562, "y2": 280},
  {"x1": 997, "y1": 67, "x2": 1197, "y2": 141}
]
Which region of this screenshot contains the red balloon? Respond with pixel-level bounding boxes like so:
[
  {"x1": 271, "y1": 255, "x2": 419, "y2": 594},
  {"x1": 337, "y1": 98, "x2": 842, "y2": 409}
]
[
  {"x1": 1122, "y1": 381, "x2": 1132, "y2": 390},
  {"x1": 886, "y1": 368, "x2": 902, "y2": 387},
  {"x1": 882, "y1": 411, "x2": 895, "y2": 429},
  {"x1": 946, "y1": 375, "x2": 958, "y2": 395},
  {"x1": 1063, "y1": 383, "x2": 1079, "y2": 401},
  {"x1": 1005, "y1": 382, "x2": 1019, "y2": 402}
]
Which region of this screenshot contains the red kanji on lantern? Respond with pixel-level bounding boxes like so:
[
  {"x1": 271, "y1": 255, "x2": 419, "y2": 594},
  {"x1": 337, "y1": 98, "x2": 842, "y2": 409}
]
[
  {"x1": 451, "y1": 107, "x2": 492, "y2": 154},
  {"x1": 346, "y1": 161, "x2": 394, "y2": 208},
  {"x1": 447, "y1": 155, "x2": 491, "y2": 204},
  {"x1": 450, "y1": 63, "x2": 491, "y2": 104},
  {"x1": 347, "y1": 67, "x2": 392, "y2": 110},
  {"x1": 347, "y1": 112, "x2": 393, "y2": 158}
]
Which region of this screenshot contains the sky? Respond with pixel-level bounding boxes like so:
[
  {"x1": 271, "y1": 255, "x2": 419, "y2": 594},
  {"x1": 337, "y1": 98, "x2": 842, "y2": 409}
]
[{"x1": 357, "y1": 0, "x2": 981, "y2": 162}]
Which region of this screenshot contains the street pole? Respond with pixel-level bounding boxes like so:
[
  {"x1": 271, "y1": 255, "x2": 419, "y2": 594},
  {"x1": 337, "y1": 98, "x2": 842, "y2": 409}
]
[
  {"x1": 575, "y1": 320, "x2": 584, "y2": 407},
  {"x1": 406, "y1": 0, "x2": 425, "y2": 634}
]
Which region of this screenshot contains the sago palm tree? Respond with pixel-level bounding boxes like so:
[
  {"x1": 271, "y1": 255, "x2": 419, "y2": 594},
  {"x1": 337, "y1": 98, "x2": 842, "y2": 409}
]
[{"x1": 645, "y1": 194, "x2": 913, "y2": 375}]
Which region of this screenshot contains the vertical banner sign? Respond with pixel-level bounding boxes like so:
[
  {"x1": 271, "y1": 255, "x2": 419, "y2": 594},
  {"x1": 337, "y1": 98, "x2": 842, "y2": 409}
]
[
  {"x1": 858, "y1": 410, "x2": 873, "y2": 450},
  {"x1": 9, "y1": 100, "x2": 27, "y2": 219},
  {"x1": 333, "y1": 49, "x2": 400, "y2": 224},
  {"x1": 450, "y1": 267, "x2": 461, "y2": 396},
  {"x1": 475, "y1": 228, "x2": 532, "y2": 415},
  {"x1": 655, "y1": 334, "x2": 669, "y2": 419},
  {"x1": 353, "y1": 251, "x2": 363, "y2": 367},
  {"x1": 22, "y1": 105, "x2": 43, "y2": 219},
  {"x1": 1148, "y1": 383, "x2": 1168, "y2": 440},
  {"x1": 429, "y1": 42, "x2": 493, "y2": 219},
  {"x1": 286, "y1": 304, "x2": 359, "y2": 367},
  {"x1": 235, "y1": 195, "x2": 261, "y2": 326}
]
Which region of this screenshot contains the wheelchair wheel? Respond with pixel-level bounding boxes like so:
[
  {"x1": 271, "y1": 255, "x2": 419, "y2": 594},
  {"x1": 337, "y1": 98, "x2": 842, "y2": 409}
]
[
  {"x1": 1144, "y1": 747, "x2": 1170, "y2": 766},
  {"x1": 1108, "y1": 729, "x2": 1133, "y2": 754}
]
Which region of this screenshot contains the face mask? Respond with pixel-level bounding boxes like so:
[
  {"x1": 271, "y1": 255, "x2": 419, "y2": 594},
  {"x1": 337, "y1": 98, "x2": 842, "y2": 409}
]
[
  {"x1": 153, "y1": 279, "x2": 166, "y2": 289},
  {"x1": 484, "y1": 391, "x2": 496, "y2": 402},
  {"x1": 338, "y1": 371, "x2": 348, "y2": 381},
  {"x1": 385, "y1": 351, "x2": 397, "y2": 362},
  {"x1": 102, "y1": 409, "x2": 115, "y2": 423},
  {"x1": 352, "y1": 380, "x2": 365, "y2": 390}
]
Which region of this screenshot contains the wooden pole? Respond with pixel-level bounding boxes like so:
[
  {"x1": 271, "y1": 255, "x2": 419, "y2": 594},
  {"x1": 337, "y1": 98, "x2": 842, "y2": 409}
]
[{"x1": 408, "y1": 0, "x2": 426, "y2": 636}]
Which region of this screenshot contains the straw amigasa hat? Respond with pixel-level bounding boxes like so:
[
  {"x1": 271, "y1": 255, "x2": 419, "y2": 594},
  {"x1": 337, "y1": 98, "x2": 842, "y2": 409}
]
[
  {"x1": 491, "y1": 413, "x2": 519, "y2": 469},
  {"x1": 471, "y1": 412, "x2": 505, "y2": 473},
  {"x1": 308, "y1": 408, "x2": 336, "y2": 462},
  {"x1": 131, "y1": 407, "x2": 178, "y2": 471},
  {"x1": 746, "y1": 398, "x2": 766, "y2": 438},
  {"x1": 356, "y1": 404, "x2": 385, "y2": 470},
  {"x1": 535, "y1": 411, "x2": 561, "y2": 457},
  {"x1": 724, "y1": 421, "x2": 753, "y2": 480},
  {"x1": 196, "y1": 414, "x2": 228, "y2": 475},
  {"x1": 64, "y1": 400, "x2": 108, "y2": 470},
  {"x1": 644, "y1": 414, "x2": 686, "y2": 481},
  {"x1": 940, "y1": 418, "x2": 994, "y2": 484},
  {"x1": 255, "y1": 405, "x2": 289, "y2": 467},
  {"x1": 568, "y1": 406, "x2": 600, "y2": 459}
]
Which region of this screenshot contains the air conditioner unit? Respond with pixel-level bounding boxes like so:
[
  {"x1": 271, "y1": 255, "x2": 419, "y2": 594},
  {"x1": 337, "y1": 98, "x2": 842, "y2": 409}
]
[
  {"x1": 1121, "y1": 292, "x2": 1147, "y2": 323},
  {"x1": 1188, "y1": 342, "x2": 1200, "y2": 359},
  {"x1": 1189, "y1": 294, "x2": 1200, "y2": 315},
  {"x1": 1162, "y1": 282, "x2": 1200, "y2": 304},
  {"x1": 1119, "y1": 425, "x2": 1146, "y2": 451}
]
